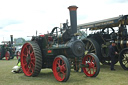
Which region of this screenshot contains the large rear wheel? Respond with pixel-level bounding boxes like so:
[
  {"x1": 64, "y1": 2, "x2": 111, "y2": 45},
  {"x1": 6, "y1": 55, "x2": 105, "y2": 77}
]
[
  {"x1": 82, "y1": 53, "x2": 100, "y2": 77},
  {"x1": 52, "y1": 55, "x2": 70, "y2": 82},
  {"x1": 21, "y1": 41, "x2": 42, "y2": 76}
]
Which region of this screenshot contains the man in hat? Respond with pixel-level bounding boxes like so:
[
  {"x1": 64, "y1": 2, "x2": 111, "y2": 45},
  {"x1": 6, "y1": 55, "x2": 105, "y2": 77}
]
[{"x1": 109, "y1": 40, "x2": 118, "y2": 71}]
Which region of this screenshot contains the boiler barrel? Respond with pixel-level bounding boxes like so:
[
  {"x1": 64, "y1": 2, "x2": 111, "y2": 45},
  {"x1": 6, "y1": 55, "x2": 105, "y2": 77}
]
[{"x1": 115, "y1": 40, "x2": 128, "y2": 49}]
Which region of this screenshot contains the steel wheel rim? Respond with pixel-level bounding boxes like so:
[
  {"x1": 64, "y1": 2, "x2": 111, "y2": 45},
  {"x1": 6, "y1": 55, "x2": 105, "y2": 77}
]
[
  {"x1": 120, "y1": 50, "x2": 128, "y2": 68},
  {"x1": 21, "y1": 43, "x2": 35, "y2": 76},
  {"x1": 53, "y1": 57, "x2": 67, "y2": 81},
  {"x1": 5, "y1": 51, "x2": 10, "y2": 60},
  {"x1": 82, "y1": 55, "x2": 97, "y2": 77}
]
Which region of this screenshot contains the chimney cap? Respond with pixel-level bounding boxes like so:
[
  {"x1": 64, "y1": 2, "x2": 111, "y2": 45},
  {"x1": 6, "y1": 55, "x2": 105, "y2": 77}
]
[{"x1": 68, "y1": 5, "x2": 78, "y2": 11}]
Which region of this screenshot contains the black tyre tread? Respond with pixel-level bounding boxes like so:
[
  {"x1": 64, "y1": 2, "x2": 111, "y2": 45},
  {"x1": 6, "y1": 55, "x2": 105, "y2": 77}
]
[{"x1": 60, "y1": 55, "x2": 70, "y2": 82}]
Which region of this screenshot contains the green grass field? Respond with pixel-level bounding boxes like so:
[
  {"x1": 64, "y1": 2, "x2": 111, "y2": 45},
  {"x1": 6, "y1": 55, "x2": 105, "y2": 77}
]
[{"x1": 0, "y1": 58, "x2": 128, "y2": 85}]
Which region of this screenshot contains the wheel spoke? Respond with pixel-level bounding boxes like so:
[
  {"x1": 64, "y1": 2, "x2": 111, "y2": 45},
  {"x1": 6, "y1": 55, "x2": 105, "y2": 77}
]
[
  {"x1": 61, "y1": 64, "x2": 66, "y2": 72},
  {"x1": 90, "y1": 68, "x2": 92, "y2": 74},
  {"x1": 57, "y1": 72, "x2": 61, "y2": 77},
  {"x1": 90, "y1": 49, "x2": 95, "y2": 53},
  {"x1": 61, "y1": 71, "x2": 66, "y2": 79},
  {"x1": 30, "y1": 61, "x2": 35, "y2": 66},
  {"x1": 23, "y1": 63, "x2": 27, "y2": 67},
  {"x1": 28, "y1": 46, "x2": 31, "y2": 53},
  {"x1": 27, "y1": 68, "x2": 30, "y2": 74},
  {"x1": 123, "y1": 54, "x2": 127, "y2": 58},
  {"x1": 57, "y1": 59, "x2": 61, "y2": 67},
  {"x1": 89, "y1": 56, "x2": 91, "y2": 62},
  {"x1": 93, "y1": 67, "x2": 96, "y2": 73},
  {"x1": 24, "y1": 46, "x2": 28, "y2": 52},
  {"x1": 124, "y1": 62, "x2": 128, "y2": 66},
  {"x1": 22, "y1": 53, "x2": 27, "y2": 58},
  {"x1": 93, "y1": 67, "x2": 94, "y2": 73},
  {"x1": 91, "y1": 57, "x2": 94, "y2": 62},
  {"x1": 31, "y1": 57, "x2": 35, "y2": 61},
  {"x1": 125, "y1": 63, "x2": 128, "y2": 67},
  {"x1": 89, "y1": 44, "x2": 93, "y2": 50},
  {"x1": 30, "y1": 51, "x2": 34, "y2": 57},
  {"x1": 28, "y1": 64, "x2": 32, "y2": 71},
  {"x1": 122, "y1": 59, "x2": 127, "y2": 62},
  {"x1": 85, "y1": 42, "x2": 89, "y2": 49},
  {"x1": 30, "y1": 63, "x2": 34, "y2": 73},
  {"x1": 87, "y1": 68, "x2": 90, "y2": 72},
  {"x1": 86, "y1": 57, "x2": 88, "y2": 61}
]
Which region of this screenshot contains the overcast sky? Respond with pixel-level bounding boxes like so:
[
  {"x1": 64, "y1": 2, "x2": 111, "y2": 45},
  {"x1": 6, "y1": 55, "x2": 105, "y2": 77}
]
[{"x1": 0, "y1": 0, "x2": 128, "y2": 43}]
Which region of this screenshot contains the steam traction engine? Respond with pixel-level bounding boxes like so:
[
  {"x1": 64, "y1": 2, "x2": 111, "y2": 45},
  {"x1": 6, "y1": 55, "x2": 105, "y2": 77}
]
[
  {"x1": 0, "y1": 35, "x2": 15, "y2": 60},
  {"x1": 20, "y1": 6, "x2": 100, "y2": 82},
  {"x1": 78, "y1": 14, "x2": 128, "y2": 70}
]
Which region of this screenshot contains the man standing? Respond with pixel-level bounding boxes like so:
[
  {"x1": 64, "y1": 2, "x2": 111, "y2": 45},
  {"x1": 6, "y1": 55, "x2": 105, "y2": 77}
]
[{"x1": 109, "y1": 40, "x2": 118, "y2": 71}]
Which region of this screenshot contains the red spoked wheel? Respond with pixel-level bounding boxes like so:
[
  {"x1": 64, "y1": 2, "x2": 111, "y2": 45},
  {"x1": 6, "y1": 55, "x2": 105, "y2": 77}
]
[
  {"x1": 21, "y1": 41, "x2": 42, "y2": 77},
  {"x1": 5, "y1": 51, "x2": 10, "y2": 60},
  {"x1": 16, "y1": 51, "x2": 20, "y2": 59},
  {"x1": 53, "y1": 55, "x2": 70, "y2": 82},
  {"x1": 82, "y1": 53, "x2": 100, "y2": 77}
]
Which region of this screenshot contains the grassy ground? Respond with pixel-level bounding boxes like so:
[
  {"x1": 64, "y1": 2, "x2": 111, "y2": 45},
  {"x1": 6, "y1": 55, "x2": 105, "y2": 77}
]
[{"x1": 0, "y1": 58, "x2": 128, "y2": 85}]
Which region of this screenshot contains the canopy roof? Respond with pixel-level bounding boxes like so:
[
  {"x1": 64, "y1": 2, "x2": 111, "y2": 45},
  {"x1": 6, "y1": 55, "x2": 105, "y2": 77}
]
[{"x1": 77, "y1": 15, "x2": 128, "y2": 30}]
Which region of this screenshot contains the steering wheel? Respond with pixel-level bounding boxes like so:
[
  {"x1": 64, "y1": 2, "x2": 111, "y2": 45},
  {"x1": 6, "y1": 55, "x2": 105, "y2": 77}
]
[
  {"x1": 102, "y1": 27, "x2": 115, "y2": 34},
  {"x1": 50, "y1": 27, "x2": 59, "y2": 36}
]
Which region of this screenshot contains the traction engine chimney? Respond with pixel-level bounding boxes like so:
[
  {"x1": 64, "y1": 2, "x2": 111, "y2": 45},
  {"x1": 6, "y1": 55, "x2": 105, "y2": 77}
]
[
  {"x1": 68, "y1": 5, "x2": 78, "y2": 36},
  {"x1": 10, "y1": 35, "x2": 13, "y2": 46}
]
